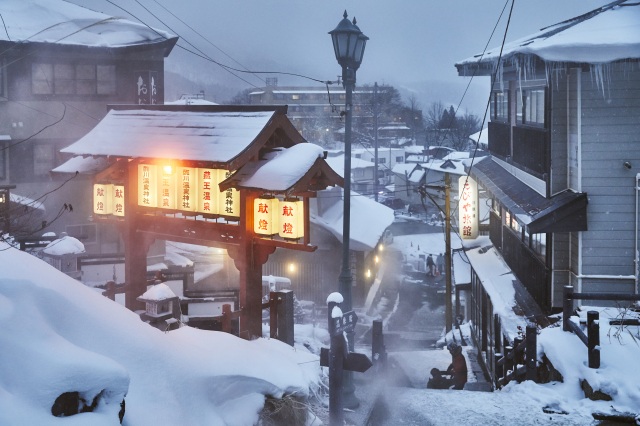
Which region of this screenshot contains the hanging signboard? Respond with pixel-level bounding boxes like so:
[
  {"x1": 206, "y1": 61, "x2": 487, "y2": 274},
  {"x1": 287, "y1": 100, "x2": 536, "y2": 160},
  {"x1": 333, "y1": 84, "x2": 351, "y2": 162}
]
[{"x1": 459, "y1": 176, "x2": 478, "y2": 239}]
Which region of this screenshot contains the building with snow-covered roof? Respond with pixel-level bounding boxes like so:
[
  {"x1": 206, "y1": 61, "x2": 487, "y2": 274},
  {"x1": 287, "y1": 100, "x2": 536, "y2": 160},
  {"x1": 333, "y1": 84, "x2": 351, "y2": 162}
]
[
  {"x1": 0, "y1": 0, "x2": 177, "y2": 248},
  {"x1": 455, "y1": 0, "x2": 640, "y2": 386}
]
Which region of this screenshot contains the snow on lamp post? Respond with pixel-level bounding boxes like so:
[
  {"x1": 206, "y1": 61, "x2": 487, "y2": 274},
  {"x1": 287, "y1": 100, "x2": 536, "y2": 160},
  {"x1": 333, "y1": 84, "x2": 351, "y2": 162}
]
[{"x1": 329, "y1": 10, "x2": 368, "y2": 410}]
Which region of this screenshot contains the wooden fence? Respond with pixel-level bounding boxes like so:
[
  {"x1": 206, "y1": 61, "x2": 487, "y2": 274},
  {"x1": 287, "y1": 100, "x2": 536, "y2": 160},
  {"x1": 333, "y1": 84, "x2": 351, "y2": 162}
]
[{"x1": 562, "y1": 285, "x2": 640, "y2": 369}]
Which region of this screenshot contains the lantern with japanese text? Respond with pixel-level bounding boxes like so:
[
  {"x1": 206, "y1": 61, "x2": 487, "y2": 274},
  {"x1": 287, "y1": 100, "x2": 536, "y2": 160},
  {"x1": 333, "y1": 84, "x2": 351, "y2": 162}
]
[
  {"x1": 197, "y1": 168, "x2": 219, "y2": 215},
  {"x1": 254, "y1": 197, "x2": 279, "y2": 235},
  {"x1": 177, "y1": 166, "x2": 197, "y2": 212},
  {"x1": 93, "y1": 183, "x2": 113, "y2": 215},
  {"x1": 458, "y1": 176, "x2": 478, "y2": 239},
  {"x1": 113, "y1": 185, "x2": 125, "y2": 217},
  {"x1": 279, "y1": 199, "x2": 304, "y2": 239},
  {"x1": 159, "y1": 164, "x2": 176, "y2": 209},
  {"x1": 138, "y1": 164, "x2": 158, "y2": 207},
  {"x1": 218, "y1": 169, "x2": 239, "y2": 217}
]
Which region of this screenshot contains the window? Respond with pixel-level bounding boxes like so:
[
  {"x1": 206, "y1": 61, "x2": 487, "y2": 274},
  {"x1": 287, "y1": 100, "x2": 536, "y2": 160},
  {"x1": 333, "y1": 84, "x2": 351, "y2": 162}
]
[
  {"x1": 33, "y1": 144, "x2": 54, "y2": 176},
  {"x1": 66, "y1": 223, "x2": 97, "y2": 244},
  {"x1": 291, "y1": 94, "x2": 300, "y2": 100},
  {"x1": 491, "y1": 90, "x2": 509, "y2": 122},
  {"x1": 32, "y1": 63, "x2": 116, "y2": 96},
  {"x1": 531, "y1": 232, "x2": 546, "y2": 258},
  {"x1": 491, "y1": 198, "x2": 501, "y2": 217},
  {"x1": 378, "y1": 158, "x2": 386, "y2": 164},
  {"x1": 0, "y1": 59, "x2": 6, "y2": 99},
  {"x1": 517, "y1": 88, "x2": 545, "y2": 126},
  {"x1": 32, "y1": 63, "x2": 53, "y2": 94},
  {"x1": 395, "y1": 156, "x2": 404, "y2": 163}
]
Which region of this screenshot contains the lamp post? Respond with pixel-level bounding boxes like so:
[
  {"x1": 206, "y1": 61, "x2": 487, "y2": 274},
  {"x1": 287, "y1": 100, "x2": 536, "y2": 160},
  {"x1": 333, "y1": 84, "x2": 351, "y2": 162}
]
[{"x1": 329, "y1": 10, "x2": 368, "y2": 410}]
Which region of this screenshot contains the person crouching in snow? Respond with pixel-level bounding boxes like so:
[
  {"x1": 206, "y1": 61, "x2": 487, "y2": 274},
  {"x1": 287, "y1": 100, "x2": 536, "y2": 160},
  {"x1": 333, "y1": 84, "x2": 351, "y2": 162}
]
[{"x1": 427, "y1": 342, "x2": 468, "y2": 390}]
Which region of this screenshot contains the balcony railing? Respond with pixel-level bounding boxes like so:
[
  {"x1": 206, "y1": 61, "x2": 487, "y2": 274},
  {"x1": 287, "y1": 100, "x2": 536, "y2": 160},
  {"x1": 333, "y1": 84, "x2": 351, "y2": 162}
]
[
  {"x1": 488, "y1": 122, "x2": 549, "y2": 178},
  {"x1": 512, "y1": 126, "x2": 549, "y2": 176}
]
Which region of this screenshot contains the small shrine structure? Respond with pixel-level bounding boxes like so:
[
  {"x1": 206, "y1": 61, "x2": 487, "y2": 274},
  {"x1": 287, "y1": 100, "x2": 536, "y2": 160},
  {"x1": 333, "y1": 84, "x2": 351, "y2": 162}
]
[{"x1": 60, "y1": 105, "x2": 343, "y2": 339}]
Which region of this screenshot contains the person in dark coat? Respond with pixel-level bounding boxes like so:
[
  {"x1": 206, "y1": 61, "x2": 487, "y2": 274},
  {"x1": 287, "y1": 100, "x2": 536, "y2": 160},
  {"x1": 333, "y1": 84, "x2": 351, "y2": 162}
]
[
  {"x1": 427, "y1": 342, "x2": 468, "y2": 390},
  {"x1": 426, "y1": 254, "x2": 435, "y2": 276}
]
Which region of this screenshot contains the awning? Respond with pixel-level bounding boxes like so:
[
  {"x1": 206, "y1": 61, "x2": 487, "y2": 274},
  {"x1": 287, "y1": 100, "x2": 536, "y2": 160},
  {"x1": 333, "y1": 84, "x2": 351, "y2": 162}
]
[{"x1": 470, "y1": 157, "x2": 587, "y2": 233}]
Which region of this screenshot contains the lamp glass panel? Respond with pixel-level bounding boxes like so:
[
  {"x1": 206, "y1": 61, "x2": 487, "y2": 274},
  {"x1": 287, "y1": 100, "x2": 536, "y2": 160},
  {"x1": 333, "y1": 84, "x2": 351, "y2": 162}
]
[
  {"x1": 254, "y1": 198, "x2": 279, "y2": 235},
  {"x1": 159, "y1": 165, "x2": 176, "y2": 209},
  {"x1": 177, "y1": 167, "x2": 197, "y2": 212},
  {"x1": 218, "y1": 170, "x2": 240, "y2": 218},
  {"x1": 197, "y1": 168, "x2": 219, "y2": 215},
  {"x1": 113, "y1": 185, "x2": 125, "y2": 217},
  {"x1": 279, "y1": 200, "x2": 304, "y2": 239},
  {"x1": 93, "y1": 183, "x2": 113, "y2": 215},
  {"x1": 138, "y1": 164, "x2": 157, "y2": 208}
]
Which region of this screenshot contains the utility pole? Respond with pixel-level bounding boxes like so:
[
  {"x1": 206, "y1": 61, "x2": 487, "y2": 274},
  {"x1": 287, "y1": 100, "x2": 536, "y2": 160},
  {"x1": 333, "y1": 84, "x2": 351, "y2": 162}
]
[
  {"x1": 417, "y1": 174, "x2": 453, "y2": 332},
  {"x1": 374, "y1": 82, "x2": 379, "y2": 202},
  {"x1": 444, "y1": 173, "x2": 452, "y2": 333}
]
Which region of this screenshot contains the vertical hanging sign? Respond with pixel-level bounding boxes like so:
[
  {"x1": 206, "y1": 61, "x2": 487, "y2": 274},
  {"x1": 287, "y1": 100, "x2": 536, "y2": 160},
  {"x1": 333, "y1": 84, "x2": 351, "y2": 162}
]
[
  {"x1": 279, "y1": 199, "x2": 304, "y2": 239},
  {"x1": 459, "y1": 176, "x2": 478, "y2": 239},
  {"x1": 138, "y1": 164, "x2": 157, "y2": 207}
]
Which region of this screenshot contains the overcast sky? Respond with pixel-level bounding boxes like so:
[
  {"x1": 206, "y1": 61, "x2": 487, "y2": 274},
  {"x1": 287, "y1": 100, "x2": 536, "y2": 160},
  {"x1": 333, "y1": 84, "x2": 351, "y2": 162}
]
[{"x1": 70, "y1": 0, "x2": 609, "y2": 115}]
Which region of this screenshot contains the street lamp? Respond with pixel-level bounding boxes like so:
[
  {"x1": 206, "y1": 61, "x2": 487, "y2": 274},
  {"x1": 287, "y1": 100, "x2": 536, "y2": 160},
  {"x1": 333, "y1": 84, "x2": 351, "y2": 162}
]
[{"x1": 329, "y1": 10, "x2": 368, "y2": 410}]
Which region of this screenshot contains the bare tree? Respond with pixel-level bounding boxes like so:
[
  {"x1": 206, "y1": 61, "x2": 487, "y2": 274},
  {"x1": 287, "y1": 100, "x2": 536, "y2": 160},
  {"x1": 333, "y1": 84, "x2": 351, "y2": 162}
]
[{"x1": 425, "y1": 101, "x2": 445, "y2": 130}]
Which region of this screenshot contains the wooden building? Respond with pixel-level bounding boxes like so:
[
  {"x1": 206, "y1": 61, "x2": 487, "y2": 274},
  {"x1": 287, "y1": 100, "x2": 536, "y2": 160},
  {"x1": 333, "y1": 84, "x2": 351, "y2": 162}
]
[
  {"x1": 0, "y1": 0, "x2": 177, "y2": 249},
  {"x1": 455, "y1": 1, "x2": 640, "y2": 384}
]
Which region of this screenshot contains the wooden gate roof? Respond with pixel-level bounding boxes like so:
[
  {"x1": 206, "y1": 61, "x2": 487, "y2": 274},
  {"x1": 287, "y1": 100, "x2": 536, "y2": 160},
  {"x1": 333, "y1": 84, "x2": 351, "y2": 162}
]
[{"x1": 61, "y1": 105, "x2": 305, "y2": 171}]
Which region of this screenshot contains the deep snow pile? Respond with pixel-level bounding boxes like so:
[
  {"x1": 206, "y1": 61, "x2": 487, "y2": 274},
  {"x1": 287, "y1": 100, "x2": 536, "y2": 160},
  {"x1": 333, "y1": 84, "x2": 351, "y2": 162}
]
[{"x1": 0, "y1": 242, "x2": 321, "y2": 426}]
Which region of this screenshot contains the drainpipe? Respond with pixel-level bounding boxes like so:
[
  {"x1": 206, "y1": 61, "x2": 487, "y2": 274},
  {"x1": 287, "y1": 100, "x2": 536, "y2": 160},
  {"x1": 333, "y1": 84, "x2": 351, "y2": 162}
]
[{"x1": 636, "y1": 173, "x2": 640, "y2": 293}]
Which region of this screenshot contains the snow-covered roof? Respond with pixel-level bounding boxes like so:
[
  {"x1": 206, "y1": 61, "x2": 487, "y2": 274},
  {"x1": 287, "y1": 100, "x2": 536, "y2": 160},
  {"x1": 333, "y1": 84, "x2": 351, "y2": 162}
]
[
  {"x1": 457, "y1": 1, "x2": 640, "y2": 70},
  {"x1": 140, "y1": 283, "x2": 177, "y2": 301},
  {"x1": 61, "y1": 107, "x2": 302, "y2": 168},
  {"x1": 52, "y1": 156, "x2": 109, "y2": 174},
  {"x1": 42, "y1": 235, "x2": 85, "y2": 256},
  {"x1": 221, "y1": 143, "x2": 333, "y2": 193},
  {"x1": 165, "y1": 99, "x2": 219, "y2": 106},
  {"x1": 404, "y1": 145, "x2": 424, "y2": 155},
  {"x1": 0, "y1": 0, "x2": 176, "y2": 48},
  {"x1": 325, "y1": 155, "x2": 374, "y2": 177},
  {"x1": 311, "y1": 187, "x2": 394, "y2": 251},
  {"x1": 391, "y1": 163, "x2": 419, "y2": 175},
  {"x1": 468, "y1": 129, "x2": 488, "y2": 145},
  {"x1": 421, "y1": 159, "x2": 467, "y2": 176}
]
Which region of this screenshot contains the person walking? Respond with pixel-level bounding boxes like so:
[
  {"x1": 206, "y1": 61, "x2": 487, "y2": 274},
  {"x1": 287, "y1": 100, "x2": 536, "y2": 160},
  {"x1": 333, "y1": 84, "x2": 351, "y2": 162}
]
[{"x1": 426, "y1": 254, "x2": 435, "y2": 276}]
